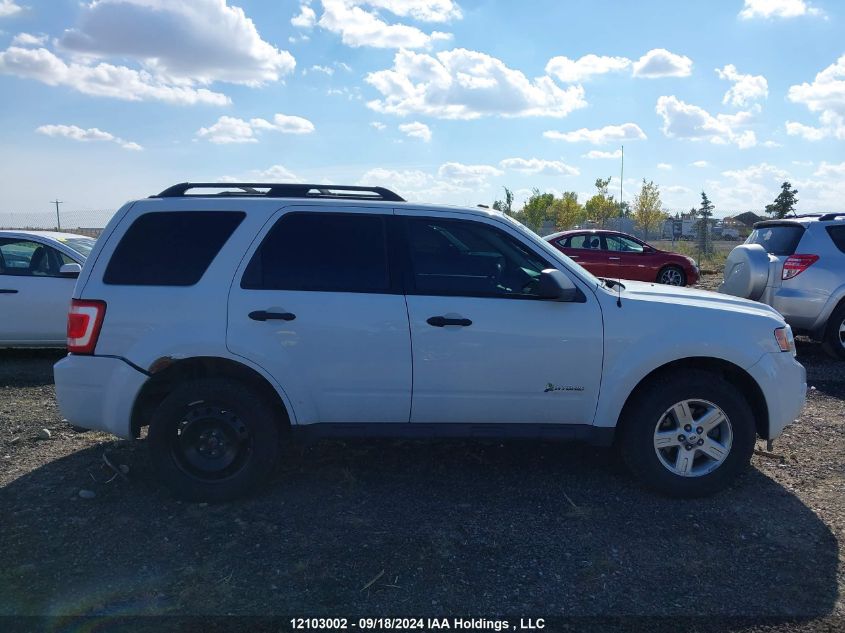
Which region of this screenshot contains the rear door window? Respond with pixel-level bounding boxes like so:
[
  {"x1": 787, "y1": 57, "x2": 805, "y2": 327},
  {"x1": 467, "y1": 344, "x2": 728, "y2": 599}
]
[
  {"x1": 104, "y1": 211, "x2": 244, "y2": 286},
  {"x1": 746, "y1": 224, "x2": 805, "y2": 256},
  {"x1": 241, "y1": 212, "x2": 390, "y2": 293},
  {"x1": 826, "y1": 226, "x2": 845, "y2": 254}
]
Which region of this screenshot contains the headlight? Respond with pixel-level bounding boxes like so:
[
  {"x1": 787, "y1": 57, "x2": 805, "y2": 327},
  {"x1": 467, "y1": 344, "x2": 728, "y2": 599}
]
[{"x1": 774, "y1": 326, "x2": 796, "y2": 356}]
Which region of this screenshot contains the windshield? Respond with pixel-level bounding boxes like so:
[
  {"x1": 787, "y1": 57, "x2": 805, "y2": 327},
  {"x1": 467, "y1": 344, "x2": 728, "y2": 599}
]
[
  {"x1": 499, "y1": 213, "x2": 603, "y2": 288},
  {"x1": 56, "y1": 236, "x2": 96, "y2": 259}
]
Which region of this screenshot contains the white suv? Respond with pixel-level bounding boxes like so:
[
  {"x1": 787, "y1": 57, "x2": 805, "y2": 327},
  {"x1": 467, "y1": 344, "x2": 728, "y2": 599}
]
[{"x1": 54, "y1": 183, "x2": 806, "y2": 501}]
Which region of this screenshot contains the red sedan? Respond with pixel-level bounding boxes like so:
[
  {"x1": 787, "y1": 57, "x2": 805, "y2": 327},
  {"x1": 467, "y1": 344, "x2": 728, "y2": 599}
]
[{"x1": 545, "y1": 229, "x2": 700, "y2": 286}]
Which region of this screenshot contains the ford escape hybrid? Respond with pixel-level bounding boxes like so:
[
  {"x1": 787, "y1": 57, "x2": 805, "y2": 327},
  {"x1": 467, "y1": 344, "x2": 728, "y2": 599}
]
[{"x1": 54, "y1": 183, "x2": 807, "y2": 501}]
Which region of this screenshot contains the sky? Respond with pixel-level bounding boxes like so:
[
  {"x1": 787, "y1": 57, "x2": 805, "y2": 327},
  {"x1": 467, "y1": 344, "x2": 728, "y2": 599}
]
[{"x1": 0, "y1": 0, "x2": 843, "y2": 218}]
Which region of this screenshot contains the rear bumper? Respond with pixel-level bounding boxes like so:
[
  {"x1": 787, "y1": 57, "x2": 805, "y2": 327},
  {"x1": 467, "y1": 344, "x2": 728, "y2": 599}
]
[
  {"x1": 53, "y1": 355, "x2": 148, "y2": 439},
  {"x1": 746, "y1": 351, "x2": 806, "y2": 440}
]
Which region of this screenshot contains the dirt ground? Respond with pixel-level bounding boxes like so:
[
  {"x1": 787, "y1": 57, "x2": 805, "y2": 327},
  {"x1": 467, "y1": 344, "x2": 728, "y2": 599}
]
[{"x1": 1, "y1": 274, "x2": 843, "y2": 631}]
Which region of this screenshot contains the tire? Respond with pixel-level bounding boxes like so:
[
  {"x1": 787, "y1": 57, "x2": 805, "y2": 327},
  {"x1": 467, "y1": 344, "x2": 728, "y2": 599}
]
[
  {"x1": 657, "y1": 265, "x2": 686, "y2": 286},
  {"x1": 821, "y1": 302, "x2": 845, "y2": 361},
  {"x1": 147, "y1": 378, "x2": 280, "y2": 502},
  {"x1": 618, "y1": 370, "x2": 756, "y2": 497}
]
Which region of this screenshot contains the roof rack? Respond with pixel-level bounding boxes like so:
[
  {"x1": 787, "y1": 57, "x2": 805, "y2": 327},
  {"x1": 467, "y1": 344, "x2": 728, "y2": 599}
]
[
  {"x1": 152, "y1": 182, "x2": 405, "y2": 202},
  {"x1": 818, "y1": 212, "x2": 845, "y2": 221}
]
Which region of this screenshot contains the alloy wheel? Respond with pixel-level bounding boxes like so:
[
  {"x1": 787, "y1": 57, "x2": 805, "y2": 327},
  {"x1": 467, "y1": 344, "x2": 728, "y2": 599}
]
[
  {"x1": 659, "y1": 268, "x2": 684, "y2": 285},
  {"x1": 653, "y1": 399, "x2": 733, "y2": 477}
]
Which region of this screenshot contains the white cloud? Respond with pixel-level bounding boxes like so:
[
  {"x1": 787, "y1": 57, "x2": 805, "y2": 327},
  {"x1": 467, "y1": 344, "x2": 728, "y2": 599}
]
[
  {"x1": 691, "y1": 160, "x2": 709, "y2": 167},
  {"x1": 0, "y1": 0, "x2": 22, "y2": 18},
  {"x1": 655, "y1": 95, "x2": 758, "y2": 148},
  {"x1": 0, "y1": 45, "x2": 230, "y2": 105},
  {"x1": 291, "y1": 4, "x2": 317, "y2": 29},
  {"x1": 36, "y1": 123, "x2": 142, "y2": 150},
  {"x1": 543, "y1": 122, "x2": 646, "y2": 144},
  {"x1": 197, "y1": 113, "x2": 315, "y2": 143},
  {"x1": 657, "y1": 163, "x2": 672, "y2": 170},
  {"x1": 362, "y1": 0, "x2": 462, "y2": 22},
  {"x1": 705, "y1": 162, "x2": 793, "y2": 209},
  {"x1": 761, "y1": 139, "x2": 781, "y2": 147},
  {"x1": 399, "y1": 121, "x2": 432, "y2": 141},
  {"x1": 499, "y1": 157, "x2": 579, "y2": 176},
  {"x1": 545, "y1": 54, "x2": 631, "y2": 83},
  {"x1": 786, "y1": 55, "x2": 845, "y2": 140},
  {"x1": 309, "y1": 64, "x2": 334, "y2": 75},
  {"x1": 583, "y1": 149, "x2": 622, "y2": 159},
  {"x1": 632, "y1": 48, "x2": 693, "y2": 78},
  {"x1": 814, "y1": 161, "x2": 845, "y2": 177},
  {"x1": 438, "y1": 162, "x2": 502, "y2": 186},
  {"x1": 254, "y1": 165, "x2": 301, "y2": 181},
  {"x1": 366, "y1": 48, "x2": 586, "y2": 119},
  {"x1": 739, "y1": 0, "x2": 821, "y2": 19},
  {"x1": 59, "y1": 0, "x2": 295, "y2": 86},
  {"x1": 359, "y1": 165, "x2": 483, "y2": 203},
  {"x1": 785, "y1": 121, "x2": 828, "y2": 141},
  {"x1": 716, "y1": 64, "x2": 768, "y2": 107},
  {"x1": 370, "y1": 121, "x2": 387, "y2": 130},
  {"x1": 11, "y1": 33, "x2": 46, "y2": 46},
  {"x1": 499, "y1": 158, "x2": 581, "y2": 176},
  {"x1": 317, "y1": 0, "x2": 455, "y2": 49}
]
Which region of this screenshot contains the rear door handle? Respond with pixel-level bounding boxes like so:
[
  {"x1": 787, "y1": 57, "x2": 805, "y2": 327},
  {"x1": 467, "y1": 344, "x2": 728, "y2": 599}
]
[
  {"x1": 427, "y1": 316, "x2": 472, "y2": 327},
  {"x1": 248, "y1": 310, "x2": 296, "y2": 322},
  {"x1": 0, "y1": 289, "x2": 18, "y2": 294}
]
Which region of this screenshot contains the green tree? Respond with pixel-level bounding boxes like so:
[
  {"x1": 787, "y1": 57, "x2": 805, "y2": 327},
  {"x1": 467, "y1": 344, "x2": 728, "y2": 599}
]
[
  {"x1": 551, "y1": 191, "x2": 584, "y2": 229},
  {"x1": 632, "y1": 179, "x2": 665, "y2": 239},
  {"x1": 698, "y1": 191, "x2": 715, "y2": 255},
  {"x1": 514, "y1": 188, "x2": 555, "y2": 232},
  {"x1": 765, "y1": 181, "x2": 799, "y2": 218},
  {"x1": 584, "y1": 177, "x2": 616, "y2": 228},
  {"x1": 492, "y1": 186, "x2": 514, "y2": 216}
]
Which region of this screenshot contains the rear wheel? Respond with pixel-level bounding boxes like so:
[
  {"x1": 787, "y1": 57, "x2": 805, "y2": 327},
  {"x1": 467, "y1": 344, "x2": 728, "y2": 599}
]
[
  {"x1": 821, "y1": 302, "x2": 845, "y2": 360},
  {"x1": 618, "y1": 370, "x2": 756, "y2": 497},
  {"x1": 657, "y1": 265, "x2": 686, "y2": 286},
  {"x1": 147, "y1": 378, "x2": 280, "y2": 502}
]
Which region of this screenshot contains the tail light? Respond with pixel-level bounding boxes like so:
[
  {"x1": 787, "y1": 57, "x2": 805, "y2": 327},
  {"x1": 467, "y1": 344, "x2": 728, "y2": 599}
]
[
  {"x1": 782, "y1": 254, "x2": 819, "y2": 280},
  {"x1": 67, "y1": 299, "x2": 106, "y2": 354}
]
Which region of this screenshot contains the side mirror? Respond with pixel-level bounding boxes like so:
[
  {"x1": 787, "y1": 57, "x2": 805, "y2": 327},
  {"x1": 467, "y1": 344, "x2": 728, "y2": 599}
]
[
  {"x1": 538, "y1": 269, "x2": 581, "y2": 302},
  {"x1": 59, "y1": 262, "x2": 82, "y2": 278}
]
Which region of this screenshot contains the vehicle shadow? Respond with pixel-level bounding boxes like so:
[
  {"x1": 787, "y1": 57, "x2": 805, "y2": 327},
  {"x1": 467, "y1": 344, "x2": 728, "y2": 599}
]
[
  {"x1": 0, "y1": 436, "x2": 838, "y2": 624},
  {"x1": 0, "y1": 349, "x2": 66, "y2": 387}
]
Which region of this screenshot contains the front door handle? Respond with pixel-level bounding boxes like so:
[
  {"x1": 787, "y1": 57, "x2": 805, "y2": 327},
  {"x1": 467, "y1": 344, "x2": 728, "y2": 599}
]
[
  {"x1": 0, "y1": 289, "x2": 18, "y2": 294},
  {"x1": 608, "y1": 257, "x2": 621, "y2": 261},
  {"x1": 427, "y1": 316, "x2": 472, "y2": 327},
  {"x1": 249, "y1": 310, "x2": 296, "y2": 322}
]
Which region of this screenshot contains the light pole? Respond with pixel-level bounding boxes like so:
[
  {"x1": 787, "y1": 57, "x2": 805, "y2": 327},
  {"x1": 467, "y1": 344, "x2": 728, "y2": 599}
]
[{"x1": 51, "y1": 199, "x2": 62, "y2": 230}]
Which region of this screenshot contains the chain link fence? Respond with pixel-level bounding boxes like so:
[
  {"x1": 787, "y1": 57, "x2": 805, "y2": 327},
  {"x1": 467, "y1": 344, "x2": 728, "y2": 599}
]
[{"x1": 0, "y1": 210, "x2": 116, "y2": 238}]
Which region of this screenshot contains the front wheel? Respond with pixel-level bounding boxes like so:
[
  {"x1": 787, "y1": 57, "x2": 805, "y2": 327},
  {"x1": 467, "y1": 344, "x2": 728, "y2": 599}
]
[
  {"x1": 147, "y1": 378, "x2": 280, "y2": 502},
  {"x1": 657, "y1": 265, "x2": 686, "y2": 286},
  {"x1": 618, "y1": 370, "x2": 756, "y2": 497}
]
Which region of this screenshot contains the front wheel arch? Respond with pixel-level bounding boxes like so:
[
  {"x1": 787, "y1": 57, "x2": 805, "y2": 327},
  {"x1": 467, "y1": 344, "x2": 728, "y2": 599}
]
[{"x1": 616, "y1": 357, "x2": 769, "y2": 440}]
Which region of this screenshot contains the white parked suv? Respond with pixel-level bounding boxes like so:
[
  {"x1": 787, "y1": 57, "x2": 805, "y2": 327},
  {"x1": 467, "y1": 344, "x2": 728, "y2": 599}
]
[{"x1": 54, "y1": 183, "x2": 807, "y2": 501}]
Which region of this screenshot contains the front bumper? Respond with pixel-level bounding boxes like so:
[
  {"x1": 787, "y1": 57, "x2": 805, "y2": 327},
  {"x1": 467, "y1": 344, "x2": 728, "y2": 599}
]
[
  {"x1": 54, "y1": 355, "x2": 148, "y2": 439},
  {"x1": 746, "y1": 351, "x2": 807, "y2": 439}
]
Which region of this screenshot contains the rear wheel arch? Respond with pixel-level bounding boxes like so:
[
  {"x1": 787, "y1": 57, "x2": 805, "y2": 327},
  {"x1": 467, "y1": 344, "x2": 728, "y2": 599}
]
[
  {"x1": 131, "y1": 356, "x2": 291, "y2": 438},
  {"x1": 616, "y1": 357, "x2": 769, "y2": 440}
]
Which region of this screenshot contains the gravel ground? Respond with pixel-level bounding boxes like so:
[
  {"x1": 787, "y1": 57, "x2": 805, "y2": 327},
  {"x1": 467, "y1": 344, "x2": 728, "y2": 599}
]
[{"x1": 1, "y1": 274, "x2": 843, "y2": 631}]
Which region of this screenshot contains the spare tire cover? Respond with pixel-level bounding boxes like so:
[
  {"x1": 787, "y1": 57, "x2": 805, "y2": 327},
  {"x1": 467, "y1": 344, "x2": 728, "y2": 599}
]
[{"x1": 719, "y1": 243, "x2": 770, "y2": 300}]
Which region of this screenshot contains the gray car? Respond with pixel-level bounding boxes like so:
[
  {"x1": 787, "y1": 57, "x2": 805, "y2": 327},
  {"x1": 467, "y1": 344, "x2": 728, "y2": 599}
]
[{"x1": 720, "y1": 213, "x2": 845, "y2": 359}]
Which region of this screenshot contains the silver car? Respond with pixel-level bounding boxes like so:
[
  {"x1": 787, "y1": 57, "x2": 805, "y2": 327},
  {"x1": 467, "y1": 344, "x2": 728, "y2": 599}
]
[{"x1": 720, "y1": 213, "x2": 845, "y2": 359}]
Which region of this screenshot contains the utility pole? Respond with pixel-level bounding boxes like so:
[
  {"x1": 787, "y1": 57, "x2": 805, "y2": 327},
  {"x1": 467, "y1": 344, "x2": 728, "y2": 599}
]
[{"x1": 51, "y1": 199, "x2": 62, "y2": 230}]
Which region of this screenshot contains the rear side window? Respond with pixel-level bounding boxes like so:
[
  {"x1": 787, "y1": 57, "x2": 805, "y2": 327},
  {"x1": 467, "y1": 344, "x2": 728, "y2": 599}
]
[
  {"x1": 104, "y1": 211, "x2": 244, "y2": 286},
  {"x1": 241, "y1": 212, "x2": 390, "y2": 292},
  {"x1": 827, "y1": 226, "x2": 845, "y2": 254},
  {"x1": 747, "y1": 225, "x2": 805, "y2": 256}
]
